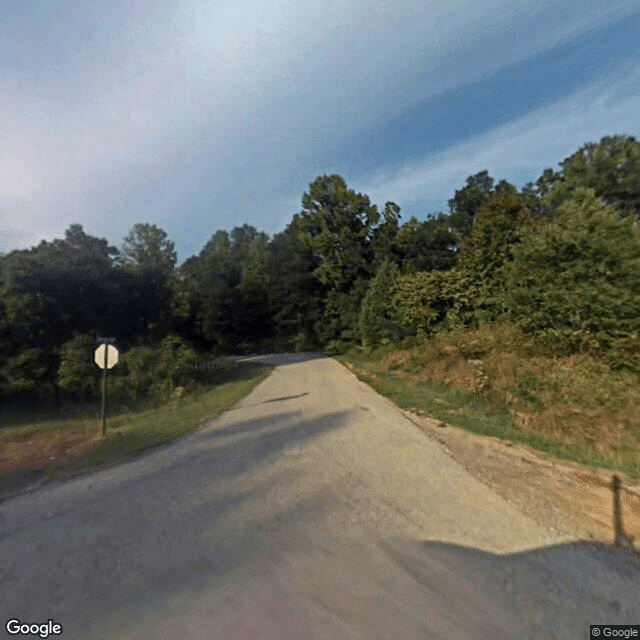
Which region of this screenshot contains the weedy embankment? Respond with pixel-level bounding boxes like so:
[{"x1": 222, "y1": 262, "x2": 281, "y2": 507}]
[{"x1": 339, "y1": 323, "x2": 640, "y2": 483}]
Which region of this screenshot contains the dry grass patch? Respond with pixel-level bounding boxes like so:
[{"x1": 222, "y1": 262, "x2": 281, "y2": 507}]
[
  {"x1": 0, "y1": 428, "x2": 105, "y2": 474},
  {"x1": 0, "y1": 361, "x2": 273, "y2": 499},
  {"x1": 381, "y1": 350, "x2": 412, "y2": 371},
  {"x1": 342, "y1": 323, "x2": 640, "y2": 479}
]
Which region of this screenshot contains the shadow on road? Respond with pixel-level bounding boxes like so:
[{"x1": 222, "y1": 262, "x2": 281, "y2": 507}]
[
  {"x1": 236, "y1": 352, "x2": 328, "y2": 366},
  {"x1": 380, "y1": 536, "x2": 640, "y2": 637},
  {"x1": 194, "y1": 408, "x2": 352, "y2": 452},
  {"x1": 0, "y1": 408, "x2": 354, "y2": 630},
  {"x1": 263, "y1": 392, "x2": 310, "y2": 403}
]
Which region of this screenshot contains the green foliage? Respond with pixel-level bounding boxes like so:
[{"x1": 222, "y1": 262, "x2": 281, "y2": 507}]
[
  {"x1": 118, "y1": 223, "x2": 177, "y2": 275},
  {"x1": 121, "y1": 335, "x2": 198, "y2": 402},
  {"x1": 390, "y1": 270, "x2": 465, "y2": 338},
  {"x1": 57, "y1": 334, "x2": 100, "y2": 399},
  {"x1": 118, "y1": 346, "x2": 155, "y2": 399},
  {"x1": 3, "y1": 133, "x2": 640, "y2": 402},
  {"x1": 291, "y1": 174, "x2": 380, "y2": 345},
  {"x1": 394, "y1": 214, "x2": 459, "y2": 273},
  {"x1": 116, "y1": 223, "x2": 179, "y2": 341},
  {"x1": 370, "y1": 201, "x2": 402, "y2": 267},
  {"x1": 505, "y1": 187, "x2": 640, "y2": 362},
  {"x1": 358, "y1": 261, "x2": 404, "y2": 348},
  {"x1": 447, "y1": 170, "x2": 495, "y2": 237},
  {"x1": 267, "y1": 229, "x2": 324, "y2": 349},
  {"x1": 0, "y1": 222, "x2": 179, "y2": 400},
  {"x1": 457, "y1": 187, "x2": 535, "y2": 322},
  {"x1": 0, "y1": 347, "x2": 56, "y2": 396},
  {"x1": 160, "y1": 334, "x2": 198, "y2": 379},
  {"x1": 546, "y1": 135, "x2": 640, "y2": 218},
  {"x1": 179, "y1": 225, "x2": 277, "y2": 350},
  {"x1": 263, "y1": 229, "x2": 323, "y2": 349},
  {"x1": 0, "y1": 226, "x2": 116, "y2": 348}
]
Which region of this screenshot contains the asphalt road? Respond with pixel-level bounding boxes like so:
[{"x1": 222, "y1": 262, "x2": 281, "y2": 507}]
[{"x1": 1, "y1": 353, "x2": 639, "y2": 639}]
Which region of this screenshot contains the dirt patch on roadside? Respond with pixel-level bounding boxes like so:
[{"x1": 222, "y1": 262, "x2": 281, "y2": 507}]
[
  {"x1": 403, "y1": 410, "x2": 640, "y2": 549},
  {"x1": 0, "y1": 430, "x2": 105, "y2": 498}
]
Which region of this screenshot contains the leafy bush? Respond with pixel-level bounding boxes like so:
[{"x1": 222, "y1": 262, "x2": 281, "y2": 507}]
[
  {"x1": 293, "y1": 330, "x2": 316, "y2": 352},
  {"x1": 57, "y1": 334, "x2": 100, "y2": 399},
  {"x1": 358, "y1": 261, "x2": 404, "y2": 348},
  {"x1": 389, "y1": 269, "x2": 487, "y2": 339},
  {"x1": 122, "y1": 335, "x2": 198, "y2": 403},
  {"x1": 1, "y1": 347, "x2": 57, "y2": 396},
  {"x1": 504, "y1": 187, "x2": 640, "y2": 366}
]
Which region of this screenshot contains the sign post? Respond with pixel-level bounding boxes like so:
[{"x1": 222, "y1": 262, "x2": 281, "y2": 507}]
[{"x1": 94, "y1": 337, "x2": 118, "y2": 435}]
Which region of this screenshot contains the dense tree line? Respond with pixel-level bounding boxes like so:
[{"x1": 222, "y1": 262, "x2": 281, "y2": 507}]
[{"x1": 2, "y1": 134, "x2": 640, "y2": 405}]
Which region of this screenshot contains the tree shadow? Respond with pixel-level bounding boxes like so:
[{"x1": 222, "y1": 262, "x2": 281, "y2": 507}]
[
  {"x1": 262, "y1": 392, "x2": 310, "y2": 403},
  {"x1": 236, "y1": 352, "x2": 329, "y2": 366},
  {"x1": 0, "y1": 407, "x2": 353, "y2": 635}
]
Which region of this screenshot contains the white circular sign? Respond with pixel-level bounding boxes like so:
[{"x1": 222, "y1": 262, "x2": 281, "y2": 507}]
[{"x1": 94, "y1": 344, "x2": 119, "y2": 369}]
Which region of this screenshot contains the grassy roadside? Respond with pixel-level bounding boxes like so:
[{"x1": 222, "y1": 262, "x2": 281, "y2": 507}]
[
  {"x1": 0, "y1": 361, "x2": 272, "y2": 497},
  {"x1": 337, "y1": 338, "x2": 640, "y2": 483}
]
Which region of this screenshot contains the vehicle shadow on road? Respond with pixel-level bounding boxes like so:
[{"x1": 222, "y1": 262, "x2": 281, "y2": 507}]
[{"x1": 381, "y1": 536, "x2": 640, "y2": 638}]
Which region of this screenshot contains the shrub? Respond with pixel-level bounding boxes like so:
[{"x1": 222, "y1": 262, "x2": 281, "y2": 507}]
[
  {"x1": 505, "y1": 188, "x2": 640, "y2": 368},
  {"x1": 358, "y1": 261, "x2": 404, "y2": 348},
  {"x1": 57, "y1": 334, "x2": 100, "y2": 399}
]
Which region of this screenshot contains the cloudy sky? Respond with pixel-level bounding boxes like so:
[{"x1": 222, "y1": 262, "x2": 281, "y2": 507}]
[{"x1": 1, "y1": 1, "x2": 639, "y2": 264}]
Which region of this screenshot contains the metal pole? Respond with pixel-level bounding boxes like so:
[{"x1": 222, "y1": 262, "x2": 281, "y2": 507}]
[
  {"x1": 613, "y1": 474, "x2": 623, "y2": 547},
  {"x1": 101, "y1": 345, "x2": 107, "y2": 436}
]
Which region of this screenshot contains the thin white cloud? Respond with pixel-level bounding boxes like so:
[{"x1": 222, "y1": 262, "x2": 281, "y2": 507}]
[
  {"x1": 359, "y1": 68, "x2": 640, "y2": 213},
  {"x1": 0, "y1": 0, "x2": 638, "y2": 253}
]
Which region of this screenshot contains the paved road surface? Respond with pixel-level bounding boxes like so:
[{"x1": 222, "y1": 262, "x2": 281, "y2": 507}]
[{"x1": 1, "y1": 354, "x2": 639, "y2": 639}]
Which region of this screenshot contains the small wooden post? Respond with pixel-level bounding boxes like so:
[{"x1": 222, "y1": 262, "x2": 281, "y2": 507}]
[{"x1": 612, "y1": 474, "x2": 624, "y2": 548}]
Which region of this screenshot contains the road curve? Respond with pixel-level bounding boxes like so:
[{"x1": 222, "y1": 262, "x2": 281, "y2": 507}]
[{"x1": 1, "y1": 353, "x2": 638, "y2": 639}]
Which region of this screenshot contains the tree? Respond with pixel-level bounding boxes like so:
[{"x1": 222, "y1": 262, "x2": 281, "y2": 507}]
[
  {"x1": 543, "y1": 135, "x2": 640, "y2": 219},
  {"x1": 522, "y1": 167, "x2": 561, "y2": 201},
  {"x1": 119, "y1": 223, "x2": 177, "y2": 275},
  {"x1": 504, "y1": 187, "x2": 640, "y2": 360},
  {"x1": 291, "y1": 174, "x2": 380, "y2": 346},
  {"x1": 64, "y1": 223, "x2": 119, "y2": 261},
  {"x1": 358, "y1": 261, "x2": 404, "y2": 348},
  {"x1": 0, "y1": 226, "x2": 119, "y2": 346},
  {"x1": 456, "y1": 186, "x2": 534, "y2": 324},
  {"x1": 236, "y1": 230, "x2": 276, "y2": 346},
  {"x1": 57, "y1": 333, "x2": 100, "y2": 400},
  {"x1": 370, "y1": 201, "x2": 401, "y2": 267},
  {"x1": 395, "y1": 214, "x2": 459, "y2": 273},
  {"x1": 0, "y1": 225, "x2": 131, "y2": 399},
  {"x1": 117, "y1": 223, "x2": 178, "y2": 341},
  {"x1": 448, "y1": 170, "x2": 495, "y2": 237},
  {"x1": 390, "y1": 269, "x2": 475, "y2": 338},
  {"x1": 182, "y1": 229, "x2": 240, "y2": 350},
  {"x1": 266, "y1": 228, "x2": 325, "y2": 350},
  {"x1": 179, "y1": 225, "x2": 277, "y2": 351}
]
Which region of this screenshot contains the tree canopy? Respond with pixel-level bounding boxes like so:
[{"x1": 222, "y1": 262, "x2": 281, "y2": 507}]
[{"x1": 4, "y1": 132, "x2": 640, "y2": 403}]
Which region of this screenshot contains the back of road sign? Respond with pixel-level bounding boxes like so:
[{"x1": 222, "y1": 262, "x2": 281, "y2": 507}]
[{"x1": 94, "y1": 344, "x2": 118, "y2": 369}]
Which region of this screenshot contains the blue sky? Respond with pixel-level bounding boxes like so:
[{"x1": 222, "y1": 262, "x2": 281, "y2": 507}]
[{"x1": 1, "y1": 0, "x2": 639, "y2": 264}]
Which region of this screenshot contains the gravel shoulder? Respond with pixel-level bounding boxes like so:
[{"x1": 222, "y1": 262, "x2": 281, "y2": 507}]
[{"x1": 400, "y1": 409, "x2": 640, "y2": 548}]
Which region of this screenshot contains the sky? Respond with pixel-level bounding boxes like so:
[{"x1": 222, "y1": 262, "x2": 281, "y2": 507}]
[{"x1": 1, "y1": 0, "x2": 639, "y2": 265}]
